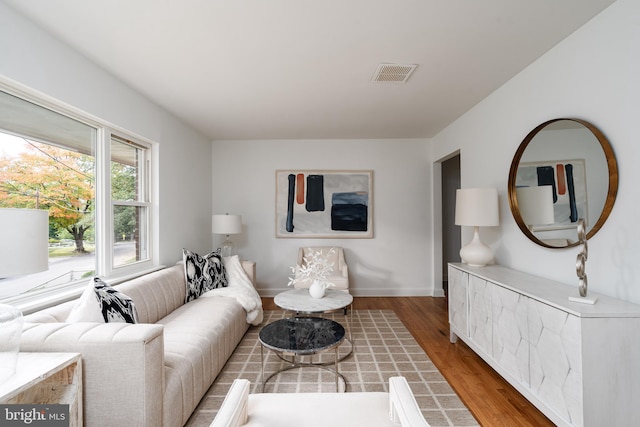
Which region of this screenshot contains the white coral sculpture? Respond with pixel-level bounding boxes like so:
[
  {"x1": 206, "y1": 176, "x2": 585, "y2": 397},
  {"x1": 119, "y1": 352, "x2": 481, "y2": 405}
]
[{"x1": 287, "y1": 247, "x2": 336, "y2": 288}]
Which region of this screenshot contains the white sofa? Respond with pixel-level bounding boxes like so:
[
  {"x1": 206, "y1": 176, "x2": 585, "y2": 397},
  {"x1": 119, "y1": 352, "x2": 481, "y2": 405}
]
[
  {"x1": 20, "y1": 259, "x2": 259, "y2": 427},
  {"x1": 211, "y1": 377, "x2": 431, "y2": 427}
]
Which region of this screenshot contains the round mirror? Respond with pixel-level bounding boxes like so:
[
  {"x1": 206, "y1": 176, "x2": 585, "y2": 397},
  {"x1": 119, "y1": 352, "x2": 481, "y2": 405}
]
[{"x1": 508, "y1": 118, "x2": 618, "y2": 248}]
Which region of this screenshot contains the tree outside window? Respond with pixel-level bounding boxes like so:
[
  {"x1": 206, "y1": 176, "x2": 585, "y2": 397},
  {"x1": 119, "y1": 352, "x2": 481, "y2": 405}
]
[{"x1": 0, "y1": 88, "x2": 153, "y2": 302}]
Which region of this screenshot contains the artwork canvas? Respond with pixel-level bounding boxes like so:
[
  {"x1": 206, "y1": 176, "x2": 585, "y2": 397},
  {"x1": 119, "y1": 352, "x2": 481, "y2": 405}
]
[
  {"x1": 276, "y1": 170, "x2": 373, "y2": 238},
  {"x1": 516, "y1": 159, "x2": 588, "y2": 230}
]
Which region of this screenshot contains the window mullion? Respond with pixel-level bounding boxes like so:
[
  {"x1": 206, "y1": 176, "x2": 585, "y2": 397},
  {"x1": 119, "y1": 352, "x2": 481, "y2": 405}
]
[{"x1": 95, "y1": 128, "x2": 112, "y2": 277}]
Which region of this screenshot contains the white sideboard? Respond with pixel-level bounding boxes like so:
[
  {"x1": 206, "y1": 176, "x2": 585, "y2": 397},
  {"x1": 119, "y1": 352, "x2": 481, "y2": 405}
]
[{"x1": 448, "y1": 263, "x2": 640, "y2": 427}]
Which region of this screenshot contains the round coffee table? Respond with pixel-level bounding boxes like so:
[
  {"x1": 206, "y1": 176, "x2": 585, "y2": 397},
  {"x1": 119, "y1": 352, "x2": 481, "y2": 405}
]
[
  {"x1": 274, "y1": 288, "x2": 353, "y2": 314},
  {"x1": 259, "y1": 316, "x2": 346, "y2": 392},
  {"x1": 274, "y1": 289, "x2": 354, "y2": 361}
]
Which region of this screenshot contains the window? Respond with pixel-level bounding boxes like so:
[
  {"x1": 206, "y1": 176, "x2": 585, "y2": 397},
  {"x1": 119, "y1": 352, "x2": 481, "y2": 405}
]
[
  {"x1": 0, "y1": 87, "x2": 154, "y2": 305},
  {"x1": 111, "y1": 135, "x2": 150, "y2": 269}
]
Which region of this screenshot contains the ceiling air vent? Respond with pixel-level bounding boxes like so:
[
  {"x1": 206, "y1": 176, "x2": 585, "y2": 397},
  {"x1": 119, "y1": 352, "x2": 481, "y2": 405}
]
[{"x1": 372, "y1": 63, "x2": 418, "y2": 83}]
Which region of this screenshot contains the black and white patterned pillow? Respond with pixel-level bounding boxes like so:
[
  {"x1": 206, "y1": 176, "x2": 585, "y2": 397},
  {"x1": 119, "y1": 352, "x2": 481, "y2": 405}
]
[
  {"x1": 183, "y1": 248, "x2": 229, "y2": 303},
  {"x1": 66, "y1": 277, "x2": 138, "y2": 323},
  {"x1": 93, "y1": 278, "x2": 139, "y2": 323}
]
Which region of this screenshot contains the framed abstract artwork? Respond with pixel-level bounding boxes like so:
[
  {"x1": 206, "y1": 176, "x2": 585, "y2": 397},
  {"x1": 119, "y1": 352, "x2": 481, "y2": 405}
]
[{"x1": 275, "y1": 170, "x2": 373, "y2": 238}]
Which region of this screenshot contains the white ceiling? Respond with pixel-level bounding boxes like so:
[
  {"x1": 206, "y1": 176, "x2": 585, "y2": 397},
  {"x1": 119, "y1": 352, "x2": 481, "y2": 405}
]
[{"x1": 4, "y1": 0, "x2": 615, "y2": 141}]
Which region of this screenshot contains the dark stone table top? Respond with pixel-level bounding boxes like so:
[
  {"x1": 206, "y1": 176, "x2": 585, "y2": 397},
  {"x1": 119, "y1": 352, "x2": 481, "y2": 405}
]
[{"x1": 259, "y1": 317, "x2": 345, "y2": 355}]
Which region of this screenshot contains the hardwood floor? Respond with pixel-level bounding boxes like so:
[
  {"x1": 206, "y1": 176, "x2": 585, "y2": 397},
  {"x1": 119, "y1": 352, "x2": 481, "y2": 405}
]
[{"x1": 262, "y1": 296, "x2": 554, "y2": 427}]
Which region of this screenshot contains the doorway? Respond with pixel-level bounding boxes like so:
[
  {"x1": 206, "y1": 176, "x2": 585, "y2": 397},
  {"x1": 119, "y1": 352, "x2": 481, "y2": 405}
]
[{"x1": 440, "y1": 154, "x2": 461, "y2": 297}]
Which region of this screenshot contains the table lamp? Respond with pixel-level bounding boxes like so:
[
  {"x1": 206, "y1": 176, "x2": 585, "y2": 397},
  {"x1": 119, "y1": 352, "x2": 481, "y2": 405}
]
[
  {"x1": 455, "y1": 188, "x2": 499, "y2": 267},
  {"x1": 212, "y1": 214, "x2": 242, "y2": 257},
  {"x1": 0, "y1": 208, "x2": 49, "y2": 382}
]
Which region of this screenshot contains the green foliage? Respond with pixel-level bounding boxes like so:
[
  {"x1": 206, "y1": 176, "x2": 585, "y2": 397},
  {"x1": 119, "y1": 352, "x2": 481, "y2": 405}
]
[
  {"x1": 1, "y1": 136, "x2": 138, "y2": 252},
  {"x1": 111, "y1": 161, "x2": 138, "y2": 239},
  {"x1": 0, "y1": 140, "x2": 94, "y2": 252}
]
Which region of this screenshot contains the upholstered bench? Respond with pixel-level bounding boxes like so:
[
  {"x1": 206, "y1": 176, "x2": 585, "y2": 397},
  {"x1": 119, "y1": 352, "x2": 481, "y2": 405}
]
[{"x1": 211, "y1": 376, "x2": 431, "y2": 427}]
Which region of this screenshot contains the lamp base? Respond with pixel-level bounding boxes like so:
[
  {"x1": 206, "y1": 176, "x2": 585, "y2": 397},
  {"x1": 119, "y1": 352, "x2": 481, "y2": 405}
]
[
  {"x1": 460, "y1": 226, "x2": 494, "y2": 267},
  {"x1": 220, "y1": 235, "x2": 235, "y2": 258}
]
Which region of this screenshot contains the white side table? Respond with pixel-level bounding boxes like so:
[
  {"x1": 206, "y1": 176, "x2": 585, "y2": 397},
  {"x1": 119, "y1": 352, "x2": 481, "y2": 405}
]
[{"x1": 0, "y1": 352, "x2": 83, "y2": 427}]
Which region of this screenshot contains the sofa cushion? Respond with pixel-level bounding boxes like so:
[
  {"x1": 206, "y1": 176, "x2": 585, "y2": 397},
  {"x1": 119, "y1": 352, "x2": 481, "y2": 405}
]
[
  {"x1": 25, "y1": 265, "x2": 187, "y2": 325},
  {"x1": 116, "y1": 264, "x2": 186, "y2": 324},
  {"x1": 183, "y1": 248, "x2": 228, "y2": 302},
  {"x1": 158, "y1": 295, "x2": 248, "y2": 426},
  {"x1": 24, "y1": 300, "x2": 76, "y2": 323},
  {"x1": 246, "y1": 392, "x2": 393, "y2": 427},
  {"x1": 66, "y1": 277, "x2": 138, "y2": 323}
]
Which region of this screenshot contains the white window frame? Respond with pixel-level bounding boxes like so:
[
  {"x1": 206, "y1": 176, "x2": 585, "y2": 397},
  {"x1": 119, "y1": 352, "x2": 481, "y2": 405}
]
[
  {"x1": 100, "y1": 130, "x2": 154, "y2": 278},
  {"x1": 0, "y1": 78, "x2": 158, "y2": 312}
]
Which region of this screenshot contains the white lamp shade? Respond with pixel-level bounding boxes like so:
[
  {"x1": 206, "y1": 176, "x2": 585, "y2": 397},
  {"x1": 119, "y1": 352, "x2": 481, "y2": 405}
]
[
  {"x1": 0, "y1": 208, "x2": 49, "y2": 277},
  {"x1": 516, "y1": 186, "x2": 555, "y2": 226},
  {"x1": 211, "y1": 214, "x2": 242, "y2": 235},
  {"x1": 455, "y1": 188, "x2": 499, "y2": 227}
]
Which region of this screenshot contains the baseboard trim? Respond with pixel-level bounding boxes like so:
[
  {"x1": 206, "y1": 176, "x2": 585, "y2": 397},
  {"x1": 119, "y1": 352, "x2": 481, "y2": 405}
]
[
  {"x1": 257, "y1": 287, "x2": 445, "y2": 298},
  {"x1": 432, "y1": 289, "x2": 446, "y2": 298}
]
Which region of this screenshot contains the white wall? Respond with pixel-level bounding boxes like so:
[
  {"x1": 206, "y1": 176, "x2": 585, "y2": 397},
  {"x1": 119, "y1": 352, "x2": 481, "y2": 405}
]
[
  {"x1": 5, "y1": 0, "x2": 637, "y2": 303},
  {"x1": 212, "y1": 139, "x2": 435, "y2": 296},
  {"x1": 0, "y1": 2, "x2": 214, "y2": 266},
  {"x1": 432, "y1": 0, "x2": 640, "y2": 303}
]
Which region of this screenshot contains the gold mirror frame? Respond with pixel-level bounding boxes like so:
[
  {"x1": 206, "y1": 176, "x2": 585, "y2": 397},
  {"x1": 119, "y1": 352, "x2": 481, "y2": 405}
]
[{"x1": 508, "y1": 118, "x2": 618, "y2": 249}]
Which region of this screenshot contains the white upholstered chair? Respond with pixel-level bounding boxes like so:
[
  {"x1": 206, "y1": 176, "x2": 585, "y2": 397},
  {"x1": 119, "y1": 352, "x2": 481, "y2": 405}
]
[
  {"x1": 293, "y1": 246, "x2": 349, "y2": 292},
  {"x1": 210, "y1": 376, "x2": 431, "y2": 427}
]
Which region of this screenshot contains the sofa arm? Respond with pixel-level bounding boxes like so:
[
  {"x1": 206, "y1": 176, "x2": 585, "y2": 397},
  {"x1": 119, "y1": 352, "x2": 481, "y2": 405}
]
[
  {"x1": 210, "y1": 379, "x2": 250, "y2": 427},
  {"x1": 241, "y1": 260, "x2": 256, "y2": 286},
  {"x1": 389, "y1": 376, "x2": 431, "y2": 427},
  {"x1": 20, "y1": 322, "x2": 165, "y2": 427}
]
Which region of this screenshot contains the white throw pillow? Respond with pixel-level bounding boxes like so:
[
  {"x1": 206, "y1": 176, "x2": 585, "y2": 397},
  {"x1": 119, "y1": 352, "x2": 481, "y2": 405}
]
[
  {"x1": 66, "y1": 280, "x2": 105, "y2": 323},
  {"x1": 66, "y1": 277, "x2": 138, "y2": 323}
]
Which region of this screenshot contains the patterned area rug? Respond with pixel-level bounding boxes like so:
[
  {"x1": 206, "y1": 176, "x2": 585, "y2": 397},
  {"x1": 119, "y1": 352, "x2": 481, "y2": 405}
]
[{"x1": 186, "y1": 310, "x2": 479, "y2": 427}]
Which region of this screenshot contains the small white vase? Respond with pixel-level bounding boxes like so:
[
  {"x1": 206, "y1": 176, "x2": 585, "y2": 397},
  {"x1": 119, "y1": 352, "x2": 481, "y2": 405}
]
[{"x1": 308, "y1": 280, "x2": 327, "y2": 299}]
